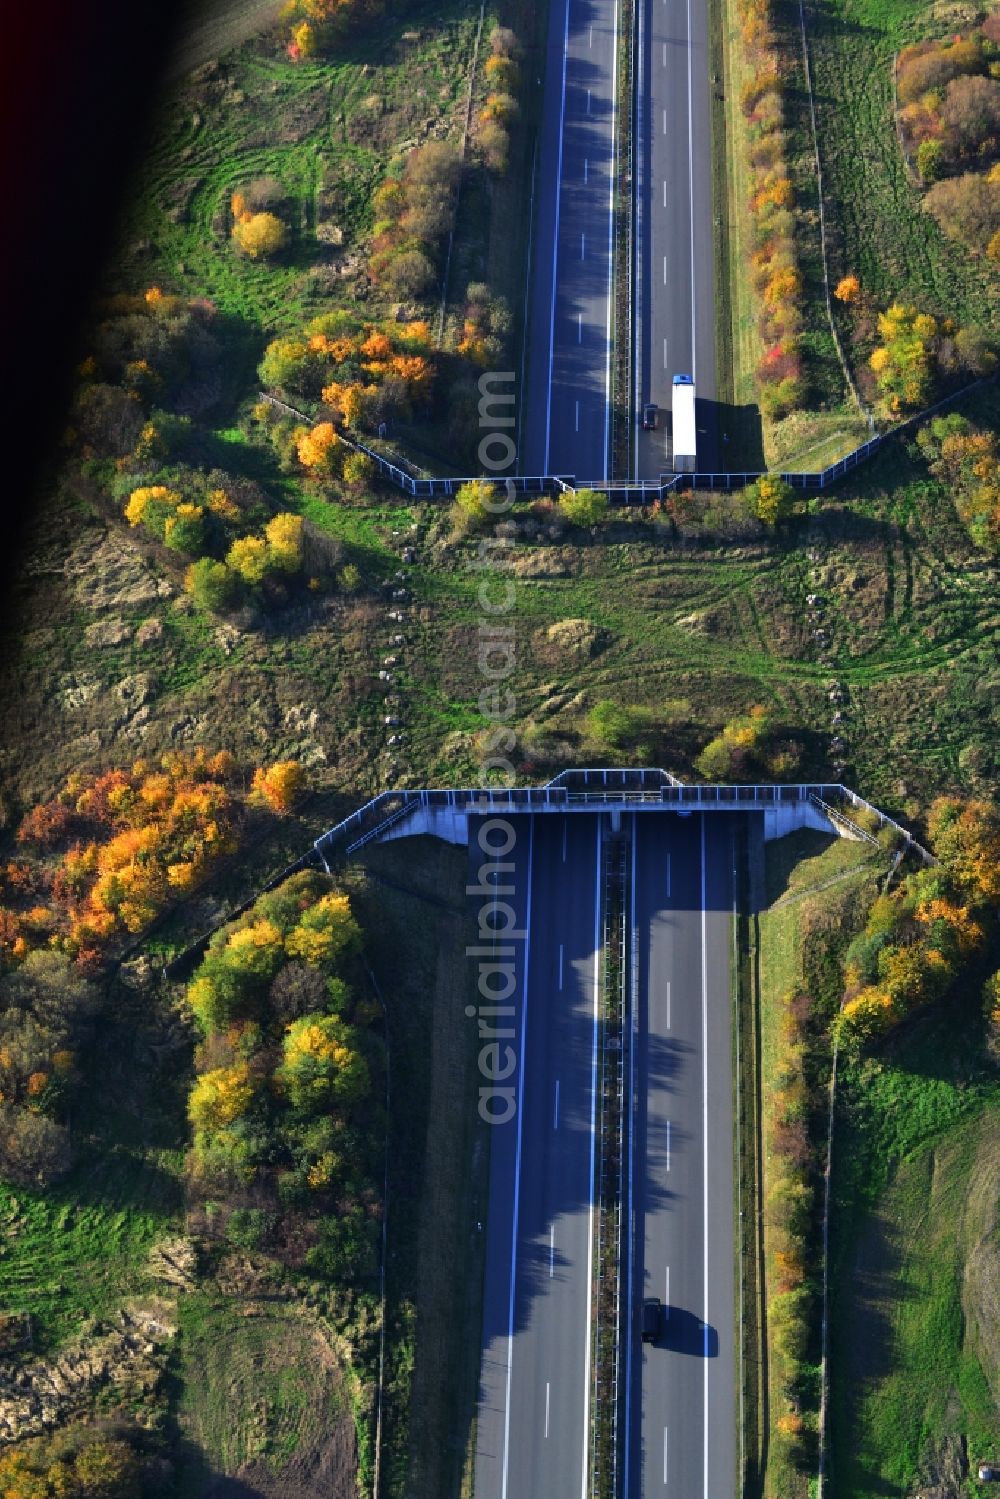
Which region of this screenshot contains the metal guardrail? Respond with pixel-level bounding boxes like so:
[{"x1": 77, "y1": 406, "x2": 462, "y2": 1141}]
[
  {"x1": 310, "y1": 776, "x2": 936, "y2": 869},
  {"x1": 345, "y1": 796, "x2": 422, "y2": 856},
  {"x1": 164, "y1": 771, "x2": 933, "y2": 988},
  {"x1": 591, "y1": 832, "x2": 628, "y2": 1499},
  {"x1": 263, "y1": 377, "x2": 991, "y2": 504},
  {"x1": 808, "y1": 793, "x2": 880, "y2": 849},
  {"x1": 547, "y1": 766, "x2": 685, "y2": 789}
]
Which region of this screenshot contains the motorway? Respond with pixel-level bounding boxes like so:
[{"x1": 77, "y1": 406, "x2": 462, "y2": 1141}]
[
  {"x1": 634, "y1": 0, "x2": 718, "y2": 479},
  {"x1": 519, "y1": 0, "x2": 718, "y2": 483},
  {"x1": 521, "y1": 0, "x2": 620, "y2": 481},
  {"x1": 473, "y1": 813, "x2": 603, "y2": 1499},
  {"x1": 473, "y1": 809, "x2": 739, "y2": 1497},
  {"x1": 625, "y1": 811, "x2": 738, "y2": 1495}
]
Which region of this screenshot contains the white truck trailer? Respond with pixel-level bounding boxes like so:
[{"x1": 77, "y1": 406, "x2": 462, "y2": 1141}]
[{"x1": 671, "y1": 374, "x2": 697, "y2": 473}]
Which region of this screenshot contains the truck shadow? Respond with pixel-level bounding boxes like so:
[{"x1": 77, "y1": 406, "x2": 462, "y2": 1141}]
[
  {"x1": 699, "y1": 399, "x2": 765, "y2": 474},
  {"x1": 653, "y1": 1306, "x2": 720, "y2": 1358}
]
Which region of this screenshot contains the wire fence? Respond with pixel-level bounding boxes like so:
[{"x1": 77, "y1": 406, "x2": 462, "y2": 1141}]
[
  {"x1": 163, "y1": 774, "x2": 935, "y2": 981},
  {"x1": 306, "y1": 774, "x2": 936, "y2": 874}
]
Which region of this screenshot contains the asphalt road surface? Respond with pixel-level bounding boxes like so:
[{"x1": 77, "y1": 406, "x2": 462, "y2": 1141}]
[
  {"x1": 521, "y1": 0, "x2": 621, "y2": 482},
  {"x1": 634, "y1": 0, "x2": 718, "y2": 479},
  {"x1": 624, "y1": 810, "x2": 738, "y2": 1495},
  {"x1": 473, "y1": 813, "x2": 603, "y2": 1499}
]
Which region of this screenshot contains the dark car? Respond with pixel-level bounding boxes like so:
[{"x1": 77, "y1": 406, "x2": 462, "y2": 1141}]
[
  {"x1": 642, "y1": 403, "x2": 658, "y2": 430},
  {"x1": 641, "y1": 1297, "x2": 661, "y2": 1344}
]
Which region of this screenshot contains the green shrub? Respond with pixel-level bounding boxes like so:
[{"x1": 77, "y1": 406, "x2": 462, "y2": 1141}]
[{"x1": 558, "y1": 487, "x2": 609, "y2": 527}]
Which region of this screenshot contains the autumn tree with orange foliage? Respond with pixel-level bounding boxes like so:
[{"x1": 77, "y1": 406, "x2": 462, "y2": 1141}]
[
  {"x1": 250, "y1": 760, "x2": 310, "y2": 814},
  {"x1": 476, "y1": 27, "x2": 522, "y2": 174},
  {"x1": 836, "y1": 796, "x2": 1000, "y2": 1050},
  {"x1": 230, "y1": 189, "x2": 288, "y2": 260},
  {"x1": 0, "y1": 950, "x2": 99, "y2": 1185},
  {"x1": 259, "y1": 310, "x2": 435, "y2": 441},
  {"x1": 917, "y1": 412, "x2": 1000, "y2": 551},
  {"x1": 9, "y1": 751, "x2": 243, "y2": 970},
  {"x1": 456, "y1": 282, "x2": 512, "y2": 366},
  {"x1": 735, "y1": 0, "x2": 805, "y2": 418},
  {"x1": 0, "y1": 1431, "x2": 143, "y2": 1498},
  {"x1": 284, "y1": 0, "x2": 388, "y2": 56}
]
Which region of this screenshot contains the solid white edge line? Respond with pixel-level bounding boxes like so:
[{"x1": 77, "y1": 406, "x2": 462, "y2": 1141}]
[
  {"x1": 687, "y1": 0, "x2": 697, "y2": 382},
  {"x1": 545, "y1": 1381, "x2": 551, "y2": 1439},
  {"x1": 550, "y1": 1223, "x2": 555, "y2": 1277},
  {"x1": 603, "y1": 0, "x2": 620, "y2": 481},
  {"x1": 632, "y1": 0, "x2": 644, "y2": 478},
  {"x1": 666, "y1": 977, "x2": 671, "y2": 1029},
  {"x1": 582, "y1": 815, "x2": 603, "y2": 1498},
  {"x1": 543, "y1": 0, "x2": 572, "y2": 475},
  {"x1": 665, "y1": 1263, "x2": 670, "y2": 1315},
  {"x1": 501, "y1": 816, "x2": 534, "y2": 1499},
  {"x1": 664, "y1": 1424, "x2": 669, "y2": 1484},
  {"x1": 701, "y1": 813, "x2": 709, "y2": 1496}
]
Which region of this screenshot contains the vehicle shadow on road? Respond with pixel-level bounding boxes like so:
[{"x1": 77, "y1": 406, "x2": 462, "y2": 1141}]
[{"x1": 654, "y1": 1305, "x2": 720, "y2": 1357}]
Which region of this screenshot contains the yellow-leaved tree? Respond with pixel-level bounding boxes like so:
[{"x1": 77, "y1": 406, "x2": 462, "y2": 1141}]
[
  {"x1": 285, "y1": 891, "x2": 361, "y2": 966},
  {"x1": 251, "y1": 760, "x2": 310, "y2": 814},
  {"x1": 748, "y1": 474, "x2": 795, "y2": 526},
  {"x1": 276, "y1": 1014, "x2": 369, "y2": 1111},
  {"x1": 232, "y1": 211, "x2": 288, "y2": 260},
  {"x1": 265, "y1": 513, "x2": 304, "y2": 573},
  {"x1": 188, "y1": 1063, "x2": 256, "y2": 1134}
]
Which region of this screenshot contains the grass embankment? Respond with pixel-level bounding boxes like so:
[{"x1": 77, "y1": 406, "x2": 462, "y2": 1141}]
[
  {"x1": 172, "y1": 1292, "x2": 355, "y2": 1495},
  {"x1": 166, "y1": 0, "x2": 285, "y2": 81},
  {"x1": 755, "y1": 829, "x2": 884, "y2": 1498},
  {"x1": 0, "y1": 963, "x2": 188, "y2": 1355},
  {"x1": 350, "y1": 837, "x2": 488, "y2": 1499},
  {"x1": 828, "y1": 997, "x2": 1000, "y2": 1496},
  {"x1": 0, "y1": 1158, "x2": 177, "y2": 1355},
  {"x1": 0, "y1": 833, "x2": 483, "y2": 1499},
  {"x1": 714, "y1": 0, "x2": 759, "y2": 431},
  {"x1": 806, "y1": 0, "x2": 1000, "y2": 376},
  {"x1": 5, "y1": 380, "x2": 1000, "y2": 833},
  {"x1": 715, "y1": 0, "x2": 868, "y2": 469},
  {"x1": 123, "y1": 0, "x2": 484, "y2": 336}
]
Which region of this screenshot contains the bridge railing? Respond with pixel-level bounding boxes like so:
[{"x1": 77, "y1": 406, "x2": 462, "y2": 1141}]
[
  {"x1": 310, "y1": 777, "x2": 935, "y2": 865},
  {"x1": 168, "y1": 774, "x2": 934, "y2": 977},
  {"x1": 264, "y1": 377, "x2": 990, "y2": 504}
]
